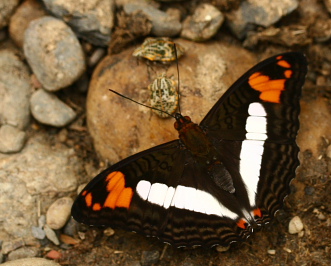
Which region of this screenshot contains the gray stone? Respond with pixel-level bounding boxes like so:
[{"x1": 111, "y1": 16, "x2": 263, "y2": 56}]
[
  {"x1": 0, "y1": 133, "x2": 80, "y2": 239},
  {"x1": 31, "y1": 226, "x2": 46, "y2": 240},
  {"x1": 30, "y1": 89, "x2": 76, "y2": 127},
  {"x1": 7, "y1": 247, "x2": 39, "y2": 261},
  {"x1": 0, "y1": 0, "x2": 20, "y2": 29},
  {"x1": 1, "y1": 239, "x2": 25, "y2": 255},
  {"x1": 141, "y1": 250, "x2": 159, "y2": 266},
  {"x1": 42, "y1": 0, "x2": 115, "y2": 46},
  {"x1": 0, "y1": 125, "x2": 27, "y2": 153},
  {"x1": 226, "y1": 0, "x2": 299, "y2": 39},
  {"x1": 46, "y1": 197, "x2": 73, "y2": 230},
  {"x1": 181, "y1": 4, "x2": 224, "y2": 41},
  {"x1": 0, "y1": 50, "x2": 32, "y2": 129},
  {"x1": 124, "y1": 3, "x2": 182, "y2": 37},
  {"x1": 24, "y1": 16, "x2": 85, "y2": 91},
  {"x1": 1, "y1": 257, "x2": 61, "y2": 266},
  {"x1": 44, "y1": 224, "x2": 60, "y2": 245}
]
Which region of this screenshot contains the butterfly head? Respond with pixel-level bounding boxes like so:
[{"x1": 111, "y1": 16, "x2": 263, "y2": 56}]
[{"x1": 174, "y1": 113, "x2": 192, "y2": 131}]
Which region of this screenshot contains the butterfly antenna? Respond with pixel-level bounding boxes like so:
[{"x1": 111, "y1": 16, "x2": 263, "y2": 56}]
[
  {"x1": 174, "y1": 43, "x2": 182, "y2": 114},
  {"x1": 109, "y1": 89, "x2": 176, "y2": 119}
]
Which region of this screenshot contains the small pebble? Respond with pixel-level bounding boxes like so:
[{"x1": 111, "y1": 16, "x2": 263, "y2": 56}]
[
  {"x1": 24, "y1": 16, "x2": 85, "y2": 91},
  {"x1": 46, "y1": 197, "x2": 74, "y2": 230},
  {"x1": 63, "y1": 217, "x2": 78, "y2": 236},
  {"x1": 124, "y1": 3, "x2": 182, "y2": 37},
  {"x1": 267, "y1": 249, "x2": 276, "y2": 255},
  {"x1": 141, "y1": 250, "x2": 160, "y2": 266},
  {"x1": 7, "y1": 247, "x2": 39, "y2": 261},
  {"x1": 0, "y1": 125, "x2": 26, "y2": 153},
  {"x1": 326, "y1": 145, "x2": 331, "y2": 159},
  {"x1": 288, "y1": 216, "x2": 304, "y2": 234},
  {"x1": 181, "y1": 4, "x2": 224, "y2": 41},
  {"x1": 104, "y1": 227, "x2": 115, "y2": 236},
  {"x1": 0, "y1": 0, "x2": 20, "y2": 29},
  {"x1": 43, "y1": 0, "x2": 115, "y2": 46},
  {"x1": 0, "y1": 257, "x2": 61, "y2": 266},
  {"x1": 30, "y1": 89, "x2": 76, "y2": 127},
  {"x1": 46, "y1": 250, "x2": 62, "y2": 260},
  {"x1": 226, "y1": 0, "x2": 299, "y2": 38},
  {"x1": 32, "y1": 226, "x2": 46, "y2": 240},
  {"x1": 1, "y1": 239, "x2": 25, "y2": 254},
  {"x1": 60, "y1": 234, "x2": 79, "y2": 245},
  {"x1": 38, "y1": 215, "x2": 46, "y2": 228},
  {"x1": 44, "y1": 224, "x2": 60, "y2": 245}
]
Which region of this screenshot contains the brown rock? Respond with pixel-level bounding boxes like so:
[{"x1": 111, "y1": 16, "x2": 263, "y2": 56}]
[
  {"x1": 87, "y1": 39, "x2": 256, "y2": 163},
  {"x1": 297, "y1": 98, "x2": 331, "y2": 156},
  {"x1": 9, "y1": 0, "x2": 47, "y2": 48}
]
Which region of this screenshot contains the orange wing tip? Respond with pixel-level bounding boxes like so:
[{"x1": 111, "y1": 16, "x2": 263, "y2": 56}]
[
  {"x1": 237, "y1": 218, "x2": 249, "y2": 229},
  {"x1": 277, "y1": 59, "x2": 291, "y2": 68},
  {"x1": 106, "y1": 171, "x2": 125, "y2": 191},
  {"x1": 249, "y1": 72, "x2": 270, "y2": 86}
]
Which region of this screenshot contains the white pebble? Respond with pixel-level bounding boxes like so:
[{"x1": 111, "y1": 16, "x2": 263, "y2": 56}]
[
  {"x1": 46, "y1": 197, "x2": 73, "y2": 230},
  {"x1": 288, "y1": 216, "x2": 304, "y2": 234}
]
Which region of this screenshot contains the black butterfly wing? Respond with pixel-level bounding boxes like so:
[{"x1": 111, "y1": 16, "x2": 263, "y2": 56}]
[
  {"x1": 72, "y1": 139, "x2": 249, "y2": 247},
  {"x1": 200, "y1": 52, "x2": 307, "y2": 224}
]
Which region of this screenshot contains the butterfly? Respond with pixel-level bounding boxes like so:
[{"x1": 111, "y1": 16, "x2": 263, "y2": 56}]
[{"x1": 71, "y1": 52, "x2": 307, "y2": 248}]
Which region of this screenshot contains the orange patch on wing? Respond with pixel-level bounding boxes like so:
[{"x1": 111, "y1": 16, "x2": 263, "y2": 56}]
[
  {"x1": 253, "y1": 208, "x2": 262, "y2": 218},
  {"x1": 237, "y1": 218, "x2": 248, "y2": 229},
  {"x1": 93, "y1": 203, "x2": 102, "y2": 211},
  {"x1": 248, "y1": 72, "x2": 286, "y2": 103},
  {"x1": 284, "y1": 70, "x2": 292, "y2": 78},
  {"x1": 277, "y1": 60, "x2": 291, "y2": 68},
  {"x1": 84, "y1": 192, "x2": 93, "y2": 207},
  {"x1": 103, "y1": 171, "x2": 133, "y2": 209}
]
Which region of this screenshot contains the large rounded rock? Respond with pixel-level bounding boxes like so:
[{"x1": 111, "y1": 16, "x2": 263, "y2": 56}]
[{"x1": 87, "y1": 39, "x2": 256, "y2": 163}]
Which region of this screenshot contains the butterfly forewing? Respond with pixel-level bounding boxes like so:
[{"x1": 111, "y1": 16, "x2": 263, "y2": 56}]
[{"x1": 72, "y1": 52, "x2": 307, "y2": 248}]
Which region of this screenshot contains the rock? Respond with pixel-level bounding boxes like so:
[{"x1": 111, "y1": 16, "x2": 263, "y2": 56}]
[
  {"x1": 297, "y1": 98, "x2": 331, "y2": 157},
  {"x1": 1, "y1": 239, "x2": 25, "y2": 255},
  {"x1": 30, "y1": 89, "x2": 76, "y2": 127},
  {"x1": 9, "y1": 0, "x2": 48, "y2": 48},
  {"x1": 42, "y1": 0, "x2": 115, "y2": 46},
  {"x1": 46, "y1": 197, "x2": 73, "y2": 230},
  {"x1": 181, "y1": 4, "x2": 224, "y2": 41},
  {"x1": 87, "y1": 39, "x2": 256, "y2": 163},
  {"x1": 141, "y1": 250, "x2": 159, "y2": 266},
  {"x1": 0, "y1": 50, "x2": 32, "y2": 129},
  {"x1": 24, "y1": 16, "x2": 86, "y2": 91},
  {"x1": 0, "y1": 125, "x2": 27, "y2": 153},
  {"x1": 31, "y1": 226, "x2": 46, "y2": 240},
  {"x1": 0, "y1": 133, "x2": 80, "y2": 238},
  {"x1": 44, "y1": 224, "x2": 60, "y2": 245},
  {"x1": 0, "y1": 0, "x2": 20, "y2": 29},
  {"x1": 326, "y1": 145, "x2": 331, "y2": 159},
  {"x1": 1, "y1": 257, "x2": 61, "y2": 266},
  {"x1": 7, "y1": 247, "x2": 39, "y2": 261},
  {"x1": 324, "y1": 0, "x2": 331, "y2": 14},
  {"x1": 288, "y1": 216, "x2": 304, "y2": 234},
  {"x1": 226, "y1": 0, "x2": 299, "y2": 39},
  {"x1": 124, "y1": 3, "x2": 182, "y2": 37}
]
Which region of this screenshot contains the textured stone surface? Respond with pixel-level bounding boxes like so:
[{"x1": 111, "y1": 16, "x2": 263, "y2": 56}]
[
  {"x1": 9, "y1": 0, "x2": 47, "y2": 48},
  {"x1": 124, "y1": 3, "x2": 182, "y2": 37},
  {"x1": 0, "y1": 50, "x2": 32, "y2": 129},
  {"x1": 30, "y1": 89, "x2": 76, "y2": 127},
  {"x1": 42, "y1": 0, "x2": 115, "y2": 46},
  {"x1": 87, "y1": 39, "x2": 256, "y2": 163},
  {"x1": 0, "y1": 125, "x2": 26, "y2": 153},
  {"x1": 24, "y1": 16, "x2": 85, "y2": 91},
  {"x1": 1, "y1": 258, "x2": 61, "y2": 266},
  {"x1": 181, "y1": 4, "x2": 224, "y2": 41}
]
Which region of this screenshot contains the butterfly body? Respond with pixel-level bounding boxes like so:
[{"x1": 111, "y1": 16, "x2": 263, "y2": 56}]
[{"x1": 72, "y1": 52, "x2": 307, "y2": 247}]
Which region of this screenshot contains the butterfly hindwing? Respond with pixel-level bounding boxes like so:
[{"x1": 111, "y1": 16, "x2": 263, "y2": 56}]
[{"x1": 72, "y1": 52, "x2": 307, "y2": 248}]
